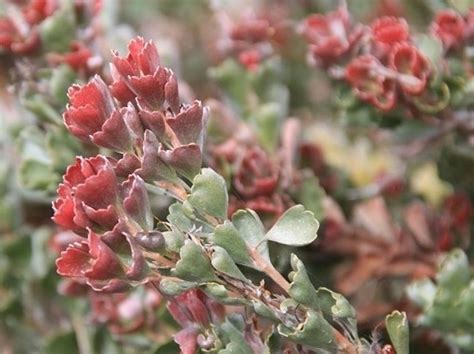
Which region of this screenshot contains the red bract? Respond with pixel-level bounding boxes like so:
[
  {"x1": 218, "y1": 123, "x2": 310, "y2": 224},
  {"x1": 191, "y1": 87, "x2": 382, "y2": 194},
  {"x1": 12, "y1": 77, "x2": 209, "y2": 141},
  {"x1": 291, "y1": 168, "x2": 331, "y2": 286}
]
[
  {"x1": 443, "y1": 193, "x2": 472, "y2": 231},
  {"x1": 0, "y1": 18, "x2": 40, "y2": 54},
  {"x1": 234, "y1": 147, "x2": 278, "y2": 198},
  {"x1": 110, "y1": 37, "x2": 179, "y2": 112},
  {"x1": 370, "y1": 16, "x2": 409, "y2": 56},
  {"x1": 346, "y1": 55, "x2": 396, "y2": 111},
  {"x1": 168, "y1": 289, "x2": 225, "y2": 353},
  {"x1": 0, "y1": 0, "x2": 56, "y2": 55},
  {"x1": 389, "y1": 43, "x2": 430, "y2": 95},
  {"x1": 22, "y1": 0, "x2": 57, "y2": 24},
  {"x1": 431, "y1": 10, "x2": 466, "y2": 49},
  {"x1": 53, "y1": 156, "x2": 119, "y2": 234},
  {"x1": 50, "y1": 41, "x2": 94, "y2": 72},
  {"x1": 302, "y1": 6, "x2": 362, "y2": 65},
  {"x1": 57, "y1": 230, "x2": 124, "y2": 280},
  {"x1": 64, "y1": 76, "x2": 140, "y2": 151},
  {"x1": 230, "y1": 18, "x2": 272, "y2": 43}
]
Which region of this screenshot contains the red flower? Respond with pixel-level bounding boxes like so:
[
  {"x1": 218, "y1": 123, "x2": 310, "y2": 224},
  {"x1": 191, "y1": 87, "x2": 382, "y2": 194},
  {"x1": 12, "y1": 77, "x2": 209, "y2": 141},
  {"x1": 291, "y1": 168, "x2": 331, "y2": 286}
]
[
  {"x1": 230, "y1": 18, "x2": 273, "y2": 43},
  {"x1": 302, "y1": 6, "x2": 362, "y2": 65},
  {"x1": 238, "y1": 49, "x2": 262, "y2": 71},
  {"x1": 389, "y1": 43, "x2": 430, "y2": 95},
  {"x1": 0, "y1": 0, "x2": 56, "y2": 55},
  {"x1": 110, "y1": 37, "x2": 179, "y2": 112},
  {"x1": 22, "y1": 0, "x2": 57, "y2": 25},
  {"x1": 56, "y1": 230, "x2": 128, "y2": 291},
  {"x1": 0, "y1": 17, "x2": 41, "y2": 54},
  {"x1": 346, "y1": 55, "x2": 397, "y2": 111},
  {"x1": 443, "y1": 193, "x2": 472, "y2": 231},
  {"x1": 49, "y1": 41, "x2": 94, "y2": 72},
  {"x1": 53, "y1": 156, "x2": 119, "y2": 234},
  {"x1": 370, "y1": 16, "x2": 409, "y2": 56},
  {"x1": 431, "y1": 10, "x2": 466, "y2": 49},
  {"x1": 168, "y1": 289, "x2": 225, "y2": 353},
  {"x1": 64, "y1": 76, "x2": 139, "y2": 151},
  {"x1": 233, "y1": 147, "x2": 279, "y2": 199}
]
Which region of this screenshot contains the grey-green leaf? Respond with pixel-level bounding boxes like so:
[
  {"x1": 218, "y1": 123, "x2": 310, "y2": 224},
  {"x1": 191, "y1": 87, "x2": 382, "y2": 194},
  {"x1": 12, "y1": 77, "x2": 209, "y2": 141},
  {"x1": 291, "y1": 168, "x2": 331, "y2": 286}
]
[
  {"x1": 172, "y1": 240, "x2": 217, "y2": 282},
  {"x1": 188, "y1": 168, "x2": 228, "y2": 219},
  {"x1": 385, "y1": 311, "x2": 409, "y2": 354},
  {"x1": 265, "y1": 205, "x2": 319, "y2": 246},
  {"x1": 232, "y1": 209, "x2": 270, "y2": 263},
  {"x1": 211, "y1": 246, "x2": 248, "y2": 282},
  {"x1": 211, "y1": 221, "x2": 252, "y2": 267}
]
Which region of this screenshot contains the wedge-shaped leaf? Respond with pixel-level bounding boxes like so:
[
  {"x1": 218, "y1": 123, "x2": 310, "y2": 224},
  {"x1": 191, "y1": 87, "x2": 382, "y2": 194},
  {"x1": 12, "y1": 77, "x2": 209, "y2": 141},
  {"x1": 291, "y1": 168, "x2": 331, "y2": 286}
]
[
  {"x1": 188, "y1": 168, "x2": 228, "y2": 219},
  {"x1": 278, "y1": 309, "x2": 335, "y2": 351},
  {"x1": 211, "y1": 246, "x2": 248, "y2": 282},
  {"x1": 173, "y1": 240, "x2": 217, "y2": 282},
  {"x1": 288, "y1": 254, "x2": 318, "y2": 309},
  {"x1": 436, "y1": 249, "x2": 470, "y2": 293},
  {"x1": 265, "y1": 205, "x2": 319, "y2": 246},
  {"x1": 159, "y1": 278, "x2": 198, "y2": 296},
  {"x1": 219, "y1": 316, "x2": 254, "y2": 354},
  {"x1": 232, "y1": 209, "x2": 270, "y2": 263},
  {"x1": 211, "y1": 221, "x2": 252, "y2": 267},
  {"x1": 203, "y1": 283, "x2": 247, "y2": 305},
  {"x1": 385, "y1": 311, "x2": 409, "y2": 354},
  {"x1": 316, "y1": 287, "x2": 358, "y2": 339},
  {"x1": 299, "y1": 175, "x2": 325, "y2": 219}
]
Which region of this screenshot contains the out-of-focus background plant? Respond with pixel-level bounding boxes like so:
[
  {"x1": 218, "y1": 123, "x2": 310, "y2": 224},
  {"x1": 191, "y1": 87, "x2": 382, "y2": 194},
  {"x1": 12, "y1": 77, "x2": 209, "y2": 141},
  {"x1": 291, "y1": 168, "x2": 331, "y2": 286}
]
[{"x1": 0, "y1": 0, "x2": 473, "y2": 353}]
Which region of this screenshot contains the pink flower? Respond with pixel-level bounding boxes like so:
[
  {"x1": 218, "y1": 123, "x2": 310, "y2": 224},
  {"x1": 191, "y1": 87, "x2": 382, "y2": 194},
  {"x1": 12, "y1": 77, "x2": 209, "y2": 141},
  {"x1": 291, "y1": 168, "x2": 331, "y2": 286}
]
[
  {"x1": 63, "y1": 76, "x2": 139, "y2": 151},
  {"x1": 110, "y1": 37, "x2": 179, "y2": 112},
  {"x1": 371, "y1": 16, "x2": 409, "y2": 45},
  {"x1": 230, "y1": 18, "x2": 273, "y2": 43},
  {"x1": 0, "y1": 0, "x2": 56, "y2": 55},
  {"x1": 389, "y1": 43, "x2": 430, "y2": 95},
  {"x1": 53, "y1": 156, "x2": 119, "y2": 234},
  {"x1": 233, "y1": 147, "x2": 278, "y2": 199},
  {"x1": 168, "y1": 289, "x2": 225, "y2": 353},
  {"x1": 346, "y1": 55, "x2": 397, "y2": 111},
  {"x1": 302, "y1": 6, "x2": 362, "y2": 65},
  {"x1": 370, "y1": 16, "x2": 409, "y2": 56},
  {"x1": 431, "y1": 10, "x2": 466, "y2": 49}
]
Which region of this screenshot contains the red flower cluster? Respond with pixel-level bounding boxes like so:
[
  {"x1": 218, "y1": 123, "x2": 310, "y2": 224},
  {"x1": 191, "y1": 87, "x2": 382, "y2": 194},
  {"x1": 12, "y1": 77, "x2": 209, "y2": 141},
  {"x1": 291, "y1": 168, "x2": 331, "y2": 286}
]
[
  {"x1": 302, "y1": 7, "x2": 474, "y2": 112},
  {"x1": 228, "y1": 147, "x2": 288, "y2": 222},
  {"x1": 63, "y1": 37, "x2": 207, "y2": 180},
  {"x1": 431, "y1": 9, "x2": 467, "y2": 49},
  {"x1": 0, "y1": 0, "x2": 56, "y2": 54},
  {"x1": 222, "y1": 9, "x2": 289, "y2": 70},
  {"x1": 54, "y1": 37, "x2": 208, "y2": 289},
  {"x1": 167, "y1": 289, "x2": 225, "y2": 354},
  {"x1": 301, "y1": 5, "x2": 363, "y2": 66}
]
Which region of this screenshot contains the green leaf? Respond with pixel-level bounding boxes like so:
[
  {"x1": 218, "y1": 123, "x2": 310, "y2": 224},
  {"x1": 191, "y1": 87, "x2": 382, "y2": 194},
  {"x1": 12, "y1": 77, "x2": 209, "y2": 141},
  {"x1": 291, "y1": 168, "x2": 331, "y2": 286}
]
[
  {"x1": 298, "y1": 175, "x2": 325, "y2": 219},
  {"x1": 251, "y1": 103, "x2": 282, "y2": 151},
  {"x1": 436, "y1": 249, "x2": 470, "y2": 292},
  {"x1": 159, "y1": 278, "x2": 198, "y2": 296},
  {"x1": 211, "y1": 246, "x2": 248, "y2": 281},
  {"x1": 50, "y1": 65, "x2": 76, "y2": 106},
  {"x1": 385, "y1": 311, "x2": 409, "y2": 354},
  {"x1": 415, "y1": 34, "x2": 443, "y2": 66},
  {"x1": 40, "y1": 331, "x2": 79, "y2": 354},
  {"x1": 277, "y1": 309, "x2": 335, "y2": 350},
  {"x1": 219, "y1": 317, "x2": 254, "y2": 354},
  {"x1": 288, "y1": 254, "x2": 318, "y2": 309},
  {"x1": 231, "y1": 209, "x2": 270, "y2": 263},
  {"x1": 449, "y1": 0, "x2": 472, "y2": 14},
  {"x1": 188, "y1": 168, "x2": 228, "y2": 219},
  {"x1": 39, "y1": 6, "x2": 76, "y2": 53},
  {"x1": 211, "y1": 221, "x2": 252, "y2": 267},
  {"x1": 265, "y1": 205, "x2": 319, "y2": 246},
  {"x1": 172, "y1": 240, "x2": 217, "y2": 282},
  {"x1": 315, "y1": 288, "x2": 358, "y2": 339}
]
